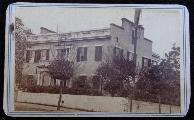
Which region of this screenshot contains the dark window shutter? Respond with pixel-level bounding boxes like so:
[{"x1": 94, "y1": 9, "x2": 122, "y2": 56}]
[
  {"x1": 120, "y1": 49, "x2": 124, "y2": 58},
  {"x1": 142, "y1": 57, "x2": 144, "y2": 67},
  {"x1": 34, "y1": 50, "x2": 41, "y2": 63},
  {"x1": 95, "y1": 47, "x2": 98, "y2": 61},
  {"x1": 113, "y1": 47, "x2": 116, "y2": 56},
  {"x1": 99, "y1": 46, "x2": 102, "y2": 61},
  {"x1": 127, "y1": 52, "x2": 129, "y2": 60},
  {"x1": 46, "y1": 50, "x2": 49, "y2": 60},
  {"x1": 84, "y1": 47, "x2": 87, "y2": 61},
  {"x1": 38, "y1": 50, "x2": 41, "y2": 61},
  {"x1": 34, "y1": 51, "x2": 37, "y2": 63},
  {"x1": 77, "y1": 48, "x2": 80, "y2": 62},
  {"x1": 148, "y1": 59, "x2": 151, "y2": 67},
  {"x1": 26, "y1": 50, "x2": 30, "y2": 62}
]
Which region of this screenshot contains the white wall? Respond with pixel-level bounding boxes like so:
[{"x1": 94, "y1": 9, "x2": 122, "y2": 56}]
[
  {"x1": 16, "y1": 91, "x2": 128, "y2": 112},
  {"x1": 16, "y1": 91, "x2": 180, "y2": 113}
]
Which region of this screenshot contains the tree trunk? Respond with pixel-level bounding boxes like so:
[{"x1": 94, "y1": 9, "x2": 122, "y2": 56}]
[
  {"x1": 130, "y1": 96, "x2": 133, "y2": 112},
  {"x1": 128, "y1": 89, "x2": 133, "y2": 112},
  {"x1": 169, "y1": 104, "x2": 172, "y2": 114},
  {"x1": 57, "y1": 80, "x2": 63, "y2": 110},
  {"x1": 169, "y1": 90, "x2": 172, "y2": 114},
  {"x1": 99, "y1": 78, "x2": 102, "y2": 93},
  {"x1": 158, "y1": 93, "x2": 161, "y2": 113}
]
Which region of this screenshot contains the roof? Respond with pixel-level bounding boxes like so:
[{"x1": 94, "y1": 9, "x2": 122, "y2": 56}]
[
  {"x1": 144, "y1": 38, "x2": 152, "y2": 43},
  {"x1": 121, "y1": 18, "x2": 144, "y2": 29},
  {"x1": 121, "y1": 18, "x2": 134, "y2": 24},
  {"x1": 40, "y1": 27, "x2": 56, "y2": 33}
]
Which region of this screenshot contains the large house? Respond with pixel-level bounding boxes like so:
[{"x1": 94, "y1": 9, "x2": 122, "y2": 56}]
[{"x1": 22, "y1": 18, "x2": 160, "y2": 88}]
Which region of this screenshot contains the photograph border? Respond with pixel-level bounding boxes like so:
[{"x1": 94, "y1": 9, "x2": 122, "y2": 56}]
[{"x1": 3, "y1": 3, "x2": 190, "y2": 117}]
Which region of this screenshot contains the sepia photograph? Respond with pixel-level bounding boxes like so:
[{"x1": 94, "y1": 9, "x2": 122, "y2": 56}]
[{"x1": 4, "y1": 3, "x2": 190, "y2": 117}]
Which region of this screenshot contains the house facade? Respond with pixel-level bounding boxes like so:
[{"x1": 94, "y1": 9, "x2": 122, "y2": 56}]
[{"x1": 22, "y1": 18, "x2": 159, "y2": 88}]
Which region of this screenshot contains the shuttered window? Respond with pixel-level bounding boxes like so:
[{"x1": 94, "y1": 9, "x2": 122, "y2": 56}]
[
  {"x1": 127, "y1": 51, "x2": 134, "y2": 61},
  {"x1": 57, "y1": 48, "x2": 71, "y2": 60},
  {"x1": 142, "y1": 57, "x2": 151, "y2": 67},
  {"x1": 114, "y1": 47, "x2": 123, "y2": 59},
  {"x1": 46, "y1": 50, "x2": 49, "y2": 60},
  {"x1": 77, "y1": 47, "x2": 87, "y2": 62},
  {"x1": 95, "y1": 46, "x2": 102, "y2": 61},
  {"x1": 26, "y1": 50, "x2": 31, "y2": 63},
  {"x1": 34, "y1": 50, "x2": 41, "y2": 63}
]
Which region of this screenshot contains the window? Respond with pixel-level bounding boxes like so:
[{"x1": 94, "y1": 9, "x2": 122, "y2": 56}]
[
  {"x1": 113, "y1": 47, "x2": 123, "y2": 58},
  {"x1": 127, "y1": 51, "x2": 134, "y2": 61},
  {"x1": 152, "y1": 60, "x2": 157, "y2": 65},
  {"x1": 26, "y1": 50, "x2": 31, "y2": 63},
  {"x1": 66, "y1": 48, "x2": 70, "y2": 56},
  {"x1": 46, "y1": 50, "x2": 49, "y2": 60},
  {"x1": 57, "y1": 48, "x2": 71, "y2": 60},
  {"x1": 57, "y1": 49, "x2": 62, "y2": 60},
  {"x1": 116, "y1": 37, "x2": 119, "y2": 43},
  {"x1": 95, "y1": 46, "x2": 102, "y2": 61},
  {"x1": 142, "y1": 57, "x2": 151, "y2": 67},
  {"x1": 34, "y1": 50, "x2": 41, "y2": 63},
  {"x1": 77, "y1": 47, "x2": 87, "y2": 62}
]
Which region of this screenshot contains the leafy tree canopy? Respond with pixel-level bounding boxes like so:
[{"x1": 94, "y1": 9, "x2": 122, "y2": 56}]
[{"x1": 48, "y1": 59, "x2": 74, "y2": 80}]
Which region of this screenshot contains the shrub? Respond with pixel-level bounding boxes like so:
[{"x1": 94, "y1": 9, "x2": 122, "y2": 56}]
[{"x1": 24, "y1": 86, "x2": 102, "y2": 96}]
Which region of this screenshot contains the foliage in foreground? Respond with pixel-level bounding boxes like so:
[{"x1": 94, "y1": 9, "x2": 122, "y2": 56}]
[
  {"x1": 96, "y1": 56, "x2": 135, "y2": 97},
  {"x1": 15, "y1": 17, "x2": 28, "y2": 84},
  {"x1": 20, "y1": 85, "x2": 102, "y2": 96},
  {"x1": 48, "y1": 59, "x2": 74, "y2": 81},
  {"x1": 136, "y1": 44, "x2": 180, "y2": 105}
]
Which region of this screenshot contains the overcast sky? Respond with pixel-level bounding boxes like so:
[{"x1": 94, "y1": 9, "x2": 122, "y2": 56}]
[{"x1": 15, "y1": 7, "x2": 182, "y2": 58}]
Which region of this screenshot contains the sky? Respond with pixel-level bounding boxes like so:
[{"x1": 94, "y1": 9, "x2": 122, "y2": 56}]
[{"x1": 15, "y1": 7, "x2": 182, "y2": 58}]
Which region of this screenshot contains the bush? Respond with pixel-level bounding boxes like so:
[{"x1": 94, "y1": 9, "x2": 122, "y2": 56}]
[
  {"x1": 72, "y1": 78, "x2": 92, "y2": 89},
  {"x1": 23, "y1": 86, "x2": 103, "y2": 96}
]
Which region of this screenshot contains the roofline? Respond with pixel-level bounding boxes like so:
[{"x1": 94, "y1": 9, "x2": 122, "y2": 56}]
[
  {"x1": 110, "y1": 23, "x2": 124, "y2": 30},
  {"x1": 29, "y1": 28, "x2": 110, "y2": 37},
  {"x1": 40, "y1": 27, "x2": 56, "y2": 33},
  {"x1": 121, "y1": 18, "x2": 144, "y2": 29},
  {"x1": 121, "y1": 18, "x2": 134, "y2": 24},
  {"x1": 62, "y1": 27, "x2": 110, "y2": 35},
  {"x1": 28, "y1": 35, "x2": 111, "y2": 44},
  {"x1": 144, "y1": 38, "x2": 152, "y2": 43}
]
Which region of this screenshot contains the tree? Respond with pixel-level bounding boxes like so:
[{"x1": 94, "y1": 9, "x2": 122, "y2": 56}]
[
  {"x1": 163, "y1": 44, "x2": 180, "y2": 112},
  {"x1": 136, "y1": 43, "x2": 180, "y2": 113},
  {"x1": 15, "y1": 17, "x2": 28, "y2": 85},
  {"x1": 48, "y1": 59, "x2": 74, "y2": 81},
  {"x1": 136, "y1": 65, "x2": 168, "y2": 113},
  {"x1": 48, "y1": 59, "x2": 74, "y2": 110},
  {"x1": 165, "y1": 43, "x2": 180, "y2": 71},
  {"x1": 96, "y1": 56, "x2": 135, "y2": 97}
]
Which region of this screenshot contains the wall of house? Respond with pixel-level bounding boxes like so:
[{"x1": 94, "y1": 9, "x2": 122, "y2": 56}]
[
  {"x1": 110, "y1": 19, "x2": 134, "y2": 56},
  {"x1": 23, "y1": 37, "x2": 111, "y2": 87},
  {"x1": 110, "y1": 18, "x2": 153, "y2": 68},
  {"x1": 23, "y1": 18, "x2": 153, "y2": 87},
  {"x1": 136, "y1": 37, "x2": 153, "y2": 68}
]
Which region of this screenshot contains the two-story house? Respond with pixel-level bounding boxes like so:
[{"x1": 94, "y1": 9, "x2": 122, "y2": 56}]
[{"x1": 22, "y1": 18, "x2": 159, "y2": 88}]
